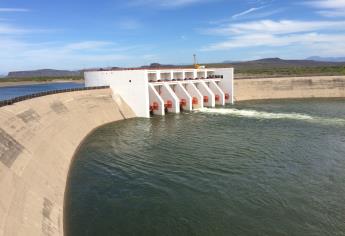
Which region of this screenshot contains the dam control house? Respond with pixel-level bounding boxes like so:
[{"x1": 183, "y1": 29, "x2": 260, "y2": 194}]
[{"x1": 85, "y1": 67, "x2": 234, "y2": 118}]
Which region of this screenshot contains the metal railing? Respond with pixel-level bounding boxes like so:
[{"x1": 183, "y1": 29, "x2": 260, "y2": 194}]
[{"x1": 0, "y1": 86, "x2": 110, "y2": 108}]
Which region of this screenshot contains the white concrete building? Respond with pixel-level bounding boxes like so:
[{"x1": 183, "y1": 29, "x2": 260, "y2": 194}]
[{"x1": 85, "y1": 68, "x2": 234, "y2": 118}]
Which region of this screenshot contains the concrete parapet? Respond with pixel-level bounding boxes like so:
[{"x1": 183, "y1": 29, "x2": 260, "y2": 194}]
[{"x1": 0, "y1": 89, "x2": 135, "y2": 236}]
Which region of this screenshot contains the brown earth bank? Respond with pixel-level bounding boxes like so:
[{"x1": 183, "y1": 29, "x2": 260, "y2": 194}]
[
  {"x1": 235, "y1": 76, "x2": 345, "y2": 101},
  {"x1": 0, "y1": 89, "x2": 135, "y2": 236}
]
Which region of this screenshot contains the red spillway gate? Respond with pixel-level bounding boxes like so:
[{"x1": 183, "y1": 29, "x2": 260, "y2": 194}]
[
  {"x1": 192, "y1": 97, "x2": 198, "y2": 105},
  {"x1": 152, "y1": 102, "x2": 159, "y2": 110},
  {"x1": 225, "y1": 93, "x2": 230, "y2": 100},
  {"x1": 165, "y1": 100, "x2": 173, "y2": 109}
]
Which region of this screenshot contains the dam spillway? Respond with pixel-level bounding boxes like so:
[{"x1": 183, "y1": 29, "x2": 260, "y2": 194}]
[{"x1": 84, "y1": 68, "x2": 234, "y2": 117}]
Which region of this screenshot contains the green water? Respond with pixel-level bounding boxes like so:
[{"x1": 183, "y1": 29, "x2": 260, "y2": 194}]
[{"x1": 65, "y1": 99, "x2": 345, "y2": 236}]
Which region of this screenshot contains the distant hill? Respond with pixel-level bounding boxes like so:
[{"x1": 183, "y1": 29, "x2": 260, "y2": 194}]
[
  {"x1": 306, "y1": 56, "x2": 345, "y2": 62},
  {"x1": 7, "y1": 69, "x2": 81, "y2": 78},
  {"x1": 229, "y1": 57, "x2": 344, "y2": 68},
  {"x1": 117, "y1": 58, "x2": 345, "y2": 78},
  {"x1": 204, "y1": 58, "x2": 345, "y2": 78},
  {"x1": 205, "y1": 57, "x2": 343, "y2": 69},
  {"x1": 139, "y1": 63, "x2": 180, "y2": 69},
  {"x1": 222, "y1": 60, "x2": 240, "y2": 63},
  {"x1": 157, "y1": 58, "x2": 345, "y2": 70},
  {"x1": 3, "y1": 58, "x2": 345, "y2": 80}
]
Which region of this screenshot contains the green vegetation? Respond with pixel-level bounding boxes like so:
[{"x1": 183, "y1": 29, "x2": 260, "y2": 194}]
[
  {"x1": 203, "y1": 59, "x2": 345, "y2": 79},
  {"x1": 234, "y1": 66, "x2": 345, "y2": 78},
  {"x1": 0, "y1": 76, "x2": 83, "y2": 83}
]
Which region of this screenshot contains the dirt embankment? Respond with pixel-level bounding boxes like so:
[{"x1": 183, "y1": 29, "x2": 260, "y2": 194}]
[{"x1": 235, "y1": 76, "x2": 345, "y2": 101}]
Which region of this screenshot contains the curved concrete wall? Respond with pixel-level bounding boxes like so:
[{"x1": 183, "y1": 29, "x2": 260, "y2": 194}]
[
  {"x1": 0, "y1": 89, "x2": 135, "y2": 236},
  {"x1": 235, "y1": 76, "x2": 345, "y2": 101}
]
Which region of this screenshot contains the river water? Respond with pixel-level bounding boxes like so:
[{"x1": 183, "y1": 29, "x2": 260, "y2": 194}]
[{"x1": 65, "y1": 99, "x2": 345, "y2": 236}]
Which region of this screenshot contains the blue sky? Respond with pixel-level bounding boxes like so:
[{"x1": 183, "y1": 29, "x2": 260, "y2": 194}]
[{"x1": 1, "y1": 0, "x2": 345, "y2": 73}]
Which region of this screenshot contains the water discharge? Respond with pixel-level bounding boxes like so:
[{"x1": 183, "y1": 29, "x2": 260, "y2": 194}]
[{"x1": 199, "y1": 107, "x2": 345, "y2": 126}]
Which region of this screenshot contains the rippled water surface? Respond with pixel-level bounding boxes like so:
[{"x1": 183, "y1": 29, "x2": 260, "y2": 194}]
[{"x1": 66, "y1": 99, "x2": 345, "y2": 236}]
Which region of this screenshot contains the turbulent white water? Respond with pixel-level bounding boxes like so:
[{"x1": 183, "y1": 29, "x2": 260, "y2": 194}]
[{"x1": 199, "y1": 108, "x2": 345, "y2": 126}]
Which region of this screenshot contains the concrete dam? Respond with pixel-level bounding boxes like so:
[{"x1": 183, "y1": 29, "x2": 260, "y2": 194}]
[
  {"x1": 0, "y1": 88, "x2": 135, "y2": 236},
  {"x1": 1, "y1": 75, "x2": 345, "y2": 235}
]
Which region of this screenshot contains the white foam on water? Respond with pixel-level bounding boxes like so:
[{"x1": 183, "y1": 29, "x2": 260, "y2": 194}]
[{"x1": 198, "y1": 108, "x2": 345, "y2": 126}]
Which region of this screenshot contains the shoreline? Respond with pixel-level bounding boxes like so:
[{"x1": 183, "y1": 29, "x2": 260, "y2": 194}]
[{"x1": 0, "y1": 79, "x2": 84, "y2": 88}]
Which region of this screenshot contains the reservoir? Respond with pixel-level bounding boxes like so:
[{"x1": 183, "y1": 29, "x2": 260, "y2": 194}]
[
  {"x1": 65, "y1": 99, "x2": 345, "y2": 236},
  {"x1": 0, "y1": 82, "x2": 84, "y2": 101}
]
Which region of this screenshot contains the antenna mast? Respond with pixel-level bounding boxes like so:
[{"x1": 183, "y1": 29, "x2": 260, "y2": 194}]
[{"x1": 193, "y1": 54, "x2": 199, "y2": 69}]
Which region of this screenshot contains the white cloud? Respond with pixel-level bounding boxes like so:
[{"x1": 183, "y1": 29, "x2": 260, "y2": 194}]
[
  {"x1": 117, "y1": 19, "x2": 142, "y2": 30},
  {"x1": 232, "y1": 7, "x2": 264, "y2": 19},
  {"x1": 306, "y1": 0, "x2": 345, "y2": 17},
  {"x1": 317, "y1": 10, "x2": 345, "y2": 17},
  {"x1": 204, "y1": 20, "x2": 345, "y2": 35},
  {"x1": 0, "y1": 37, "x2": 154, "y2": 73},
  {"x1": 0, "y1": 14, "x2": 153, "y2": 73},
  {"x1": 0, "y1": 22, "x2": 29, "y2": 34},
  {"x1": 128, "y1": 0, "x2": 210, "y2": 8},
  {"x1": 209, "y1": 8, "x2": 285, "y2": 25},
  {"x1": 201, "y1": 18, "x2": 345, "y2": 57},
  {"x1": 64, "y1": 41, "x2": 113, "y2": 50},
  {"x1": 308, "y1": 0, "x2": 345, "y2": 9},
  {"x1": 202, "y1": 33, "x2": 345, "y2": 51},
  {"x1": 0, "y1": 8, "x2": 29, "y2": 12}
]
